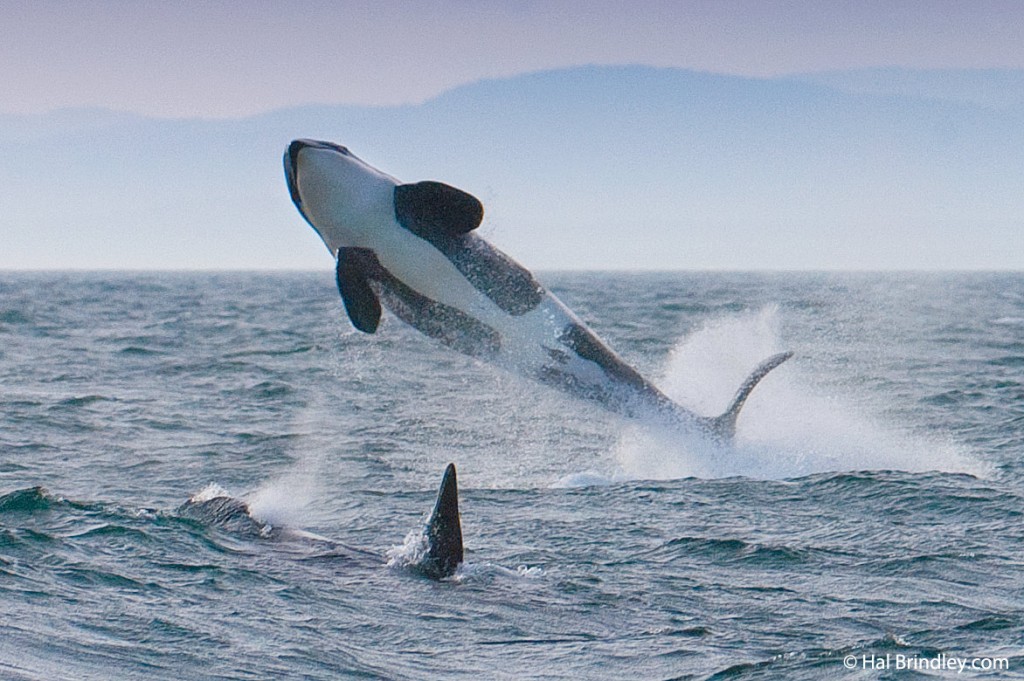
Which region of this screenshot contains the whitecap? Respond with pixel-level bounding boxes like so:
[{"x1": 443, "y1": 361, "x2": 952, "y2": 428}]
[
  {"x1": 188, "y1": 482, "x2": 233, "y2": 503},
  {"x1": 991, "y1": 316, "x2": 1024, "y2": 327},
  {"x1": 550, "y1": 470, "x2": 617, "y2": 488}
]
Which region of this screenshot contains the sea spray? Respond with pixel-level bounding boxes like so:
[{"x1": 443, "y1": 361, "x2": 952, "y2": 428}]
[
  {"x1": 615, "y1": 307, "x2": 987, "y2": 480},
  {"x1": 385, "y1": 529, "x2": 431, "y2": 569},
  {"x1": 246, "y1": 399, "x2": 334, "y2": 528}
]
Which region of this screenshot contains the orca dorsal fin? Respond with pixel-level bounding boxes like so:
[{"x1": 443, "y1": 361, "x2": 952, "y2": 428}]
[
  {"x1": 336, "y1": 247, "x2": 382, "y2": 333},
  {"x1": 421, "y1": 462, "x2": 464, "y2": 579},
  {"x1": 394, "y1": 181, "x2": 484, "y2": 239}
]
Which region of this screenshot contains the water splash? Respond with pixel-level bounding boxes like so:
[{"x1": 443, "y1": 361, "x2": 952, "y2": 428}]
[
  {"x1": 246, "y1": 399, "x2": 334, "y2": 528},
  {"x1": 385, "y1": 529, "x2": 430, "y2": 569},
  {"x1": 245, "y1": 482, "x2": 313, "y2": 529},
  {"x1": 188, "y1": 483, "x2": 233, "y2": 503},
  {"x1": 386, "y1": 530, "x2": 544, "y2": 582},
  {"x1": 614, "y1": 307, "x2": 987, "y2": 480},
  {"x1": 450, "y1": 562, "x2": 545, "y2": 582}
]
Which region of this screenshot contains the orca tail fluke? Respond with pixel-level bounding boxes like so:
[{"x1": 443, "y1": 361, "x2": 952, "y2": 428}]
[
  {"x1": 420, "y1": 463, "x2": 464, "y2": 579},
  {"x1": 708, "y1": 351, "x2": 793, "y2": 442}
]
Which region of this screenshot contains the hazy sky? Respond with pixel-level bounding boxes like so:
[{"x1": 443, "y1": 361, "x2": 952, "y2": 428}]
[
  {"x1": 2, "y1": 1, "x2": 1022, "y2": 271},
  {"x1": 2, "y1": 0, "x2": 1022, "y2": 118}
]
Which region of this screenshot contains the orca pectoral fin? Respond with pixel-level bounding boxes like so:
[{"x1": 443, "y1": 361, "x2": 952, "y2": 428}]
[
  {"x1": 336, "y1": 248, "x2": 382, "y2": 333},
  {"x1": 420, "y1": 463, "x2": 464, "y2": 579},
  {"x1": 394, "y1": 181, "x2": 484, "y2": 238}
]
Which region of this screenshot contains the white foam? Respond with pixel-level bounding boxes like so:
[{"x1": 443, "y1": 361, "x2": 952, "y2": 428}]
[
  {"x1": 385, "y1": 529, "x2": 430, "y2": 569},
  {"x1": 550, "y1": 470, "x2": 619, "y2": 488},
  {"x1": 991, "y1": 316, "x2": 1024, "y2": 327},
  {"x1": 451, "y1": 562, "x2": 545, "y2": 582},
  {"x1": 189, "y1": 482, "x2": 232, "y2": 503},
  {"x1": 613, "y1": 307, "x2": 988, "y2": 481}
]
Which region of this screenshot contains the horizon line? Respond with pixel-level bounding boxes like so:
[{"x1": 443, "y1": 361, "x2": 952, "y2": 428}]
[{"x1": 2, "y1": 267, "x2": 1021, "y2": 275}]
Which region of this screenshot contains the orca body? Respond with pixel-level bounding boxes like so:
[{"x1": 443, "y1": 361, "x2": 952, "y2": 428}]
[
  {"x1": 285, "y1": 140, "x2": 791, "y2": 441},
  {"x1": 177, "y1": 493, "x2": 269, "y2": 538},
  {"x1": 178, "y1": 464, "x2": 465, "y2": 580}
]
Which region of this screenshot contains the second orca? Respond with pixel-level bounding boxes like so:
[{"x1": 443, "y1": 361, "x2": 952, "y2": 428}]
[{"x1": 179, "y1": 463, "x2": 464, "y2": 580}]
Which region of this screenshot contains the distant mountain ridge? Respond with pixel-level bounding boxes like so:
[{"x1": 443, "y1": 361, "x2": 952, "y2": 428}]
[
  {"x1": 2, "y1": 66, "x2": 1022, "y2": 270},
  {"x1": 786, "y1": 67, "x2": 1024, "y2": 111}
]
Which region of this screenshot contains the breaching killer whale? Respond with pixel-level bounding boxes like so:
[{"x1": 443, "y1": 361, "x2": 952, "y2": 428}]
[
  {"x1": 284, "y1": 140, "x2": 791, "y2": 441},
  {"x1": 178, "y1": 463, "x2": 464, "y2": 580}
]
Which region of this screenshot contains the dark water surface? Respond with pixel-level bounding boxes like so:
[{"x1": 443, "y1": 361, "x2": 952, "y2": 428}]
[{"x1": 1, "y1": 271, "x2": 1022, "y2": 679}]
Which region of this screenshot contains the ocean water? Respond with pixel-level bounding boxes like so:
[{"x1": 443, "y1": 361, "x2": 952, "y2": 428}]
[{"x1": 1, "y1": 271, "x2": 1022, "y2": 680}]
